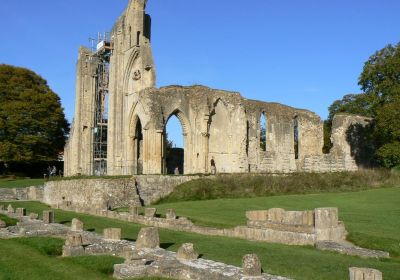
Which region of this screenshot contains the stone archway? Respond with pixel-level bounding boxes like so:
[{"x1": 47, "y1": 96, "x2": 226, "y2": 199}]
[
  {"x1": 131, "y1": 116, "x2": 144, "y2": 174},
  {"x1": 162, "y1": 110, "x2": 190, "y2": 175}
]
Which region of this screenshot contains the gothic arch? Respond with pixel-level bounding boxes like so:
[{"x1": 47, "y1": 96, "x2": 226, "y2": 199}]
[
  {"x1": 165, "y1": 109, "x2": 191, "y2": 137},
  {"x1": 163, "y1": 109, "x2": 191, "y2": 174},
  {"x1": 127, "y1": 101, "x2": 149, "y2": 174},
  {"x1": 123, "y1": 48, "x2": 140, "y2": 95}
]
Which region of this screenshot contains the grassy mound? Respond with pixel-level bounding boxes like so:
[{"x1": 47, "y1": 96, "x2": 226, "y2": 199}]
[{"x1": 156, "y1": 169, "x2": 400, "y2": 203}]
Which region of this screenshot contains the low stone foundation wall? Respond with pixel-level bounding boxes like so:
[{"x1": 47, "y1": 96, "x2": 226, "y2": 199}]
[
  {"x1": 0, "y1": 186, "x2": 44, "y2": 201},
  {"x1": 43, "y1": 175, "x2": 200, "y2": 209},
  {"x1": 0, "y1": 207, "x2": 385, "y2": 280}
]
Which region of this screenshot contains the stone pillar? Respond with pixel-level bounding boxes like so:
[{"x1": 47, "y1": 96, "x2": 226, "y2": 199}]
[
  {"x1": 315, "y1": 208, "x2": 338, "y2": 228},
  {"x1": 29, "y1": 213, "x2": 39, "y2": 220},
  {"x1": 43, "y1": 210, "x2": 55, "y2": 224},
  {"x1": 104, "y1": 228, "x2": 122, "y2": 240},
  {"x1": 62, "y1": 233, "x2": 84, "y2": 257},
  {"x1": 130, "y1": 206, "x2": 140, "y2": 216},
  {"x1": 177, "y1": 243, "x2": 199, "y2": 261},
  {"x1": 71, "y1": 218, "x2": 84, "y2": 231},
  {"x1": 144, "y1": 208, "x2": 156, "y2": 218},
  {"x1": 314, "y1": 207, "x2": 346, "y2": 242},
  {"x1": 15, "y1": 208, "x2": 26, "y2": 217},
  {"x1": 7, "y1": 204, "x2": 14, "y2": 213},
  {"x1": 136, "y1": 227, "x2": 160, "y2": 249},
  {"x1": 201, "y1": 131, "x2": 210, "y2": 173},
  {"x1": 166, "y1": 209, "x2": 176, "y2": 220},
  {"x1": 143, "y1": 129, "x2": 163, "y2": 174},
  {"x1": 349, "y1": 267, "x2": 383, "y2": 280},
  {"x1": 242, "y1": 254, "x2": 262, "y2": 277}
]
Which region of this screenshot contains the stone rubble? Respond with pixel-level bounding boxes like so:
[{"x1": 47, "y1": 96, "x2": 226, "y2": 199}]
[{"x1": 0, "y1": 206, "x2": 385, "y2": 280}]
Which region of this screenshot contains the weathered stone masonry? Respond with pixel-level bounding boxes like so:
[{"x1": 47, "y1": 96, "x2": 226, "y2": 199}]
[{"x1": 64, "y1": 0, "x2": 372, "y2": 176}]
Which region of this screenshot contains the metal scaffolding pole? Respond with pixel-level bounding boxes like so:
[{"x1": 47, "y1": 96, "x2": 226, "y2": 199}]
[{"x1": 91, "y1": 33, "x2": 112, "y2": 175}]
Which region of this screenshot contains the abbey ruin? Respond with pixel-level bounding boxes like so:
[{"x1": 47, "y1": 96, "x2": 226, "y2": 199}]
[{"x1": 64, "y1": 0, "x2": 371, "y2": 176}]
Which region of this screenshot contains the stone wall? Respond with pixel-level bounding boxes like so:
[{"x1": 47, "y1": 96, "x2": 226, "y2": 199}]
[
  {"x1": 302, "y1": 114, "x2": 373, "y2": 172},
  {"x1": 64, "y1": 0, "x2": 375, "y2": 177},
  {"x1": 0, "y1": 186, "x2": 44, "y2": 201},
  {"x1": 43, "y1": 175, "x2": 199, "y2": 209},
  {"x1": 134, "y1": 175, "x2": 200, "y2": 205}
]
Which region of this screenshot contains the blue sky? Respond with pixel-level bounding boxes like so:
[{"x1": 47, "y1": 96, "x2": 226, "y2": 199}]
[{"x1": 1, "y1": 0, "x2": 399, "y2": 148}]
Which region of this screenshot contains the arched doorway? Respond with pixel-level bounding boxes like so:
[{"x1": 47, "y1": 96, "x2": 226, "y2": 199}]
[
  {"x1": 163, "y1": 113, "x2": 186, "y2": 175},
  {"x1": 133, "y1": 117, "x2": 144, "y2": 174}
]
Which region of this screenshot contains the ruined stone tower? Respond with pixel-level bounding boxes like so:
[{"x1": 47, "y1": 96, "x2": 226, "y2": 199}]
[{"x1": 64, "y1": 0, "x2": 372, "y2": 176}]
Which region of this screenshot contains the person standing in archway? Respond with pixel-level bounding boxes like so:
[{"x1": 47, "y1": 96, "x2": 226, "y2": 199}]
[{"x1": 210, "y1": 157, "x2": 216, "y2": 175}]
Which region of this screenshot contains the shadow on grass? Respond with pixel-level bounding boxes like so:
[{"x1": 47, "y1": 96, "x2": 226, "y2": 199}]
[{"x1": 160, "y1": 242, "x2": 175, "y2": 249}]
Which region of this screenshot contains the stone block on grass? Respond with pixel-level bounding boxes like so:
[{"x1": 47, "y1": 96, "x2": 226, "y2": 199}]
[
  {"x1": 242, "y1": 254, "x2": 262, "y2": 277},
  {"x1": 104, "y1": 228, "x2": 122, "y2": 240},
  {"x1": 130, "y1": 206, "x2": 140, "y2": 216},
  {"x1": 65, "y1": 233, "x2": 83, "y2": 246},
  {"x1": 62, "y1": 233, "x2": 84, "y2": 257},
  {"x1": 16, "y1": 208, "x2": 26, "y2": 217},
  {"x1": 7, "y1": 204, "x2": 14, "y2": 213},
  {"x1": 315, "y1": 208, "x2": 339, "y2": 229},
  {"x1": 166, "y1": 209, "x2": 176, "y2": 220},
  {"x1": 0, "y1": 220, "x2": 6, "y2": 228},
  {"x1": 136, "y1": 227, "x2": 159, "y2": 249},
  {"x1": 71, "y1": 218, "x2": 84, "y2": 231},
  {"x1": 29, "y1": 213, "x2": 39, "y2": 220},
  {"x1": 144, "y1": 208, "x2": 156, "y2": 218},
  {"x1": 177, "y1": 243, "x2": 199, "y2": 261},
  {"x1": 43, "y1": 210, "x2": 55, "y2": 224},
  {"x1": 349, "y1": 267, "x2": 383, "y2": 280}
]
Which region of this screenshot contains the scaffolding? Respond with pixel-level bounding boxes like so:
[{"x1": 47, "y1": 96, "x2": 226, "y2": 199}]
[{"x1": 90, "y1": 33, "x2": 112, "y2": 175}]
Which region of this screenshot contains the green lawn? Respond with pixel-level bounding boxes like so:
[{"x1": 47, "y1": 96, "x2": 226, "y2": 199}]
[
  {"x1": 0, "y1": 178, "x2": 45, "y2": 188},
  {"x1": 153, "y1": 187, "x2": 400, "y2": 257},
  {"x1": 0, "y1": 237, "x2": 167, "y2": 280},
  {"x1": 1, "y1": 190, "x2": 400, "y2": 280}
]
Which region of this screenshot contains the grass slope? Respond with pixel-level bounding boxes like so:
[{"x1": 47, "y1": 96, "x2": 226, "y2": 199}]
[
  {"x1": 0, "y1": 214, "x2": 18, "y2": 226},
  {"x1": 156, "y1": 170, "x2": 400, "y2": 203},
  {"x1": 0, "y1": 178, "x2": 44, "y2": 188},
  {"x1": 1, "y1": 196, "x2": 399, "y2": 280}
]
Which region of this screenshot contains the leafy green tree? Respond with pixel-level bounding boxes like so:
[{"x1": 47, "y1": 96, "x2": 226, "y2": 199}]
[
  {"x1": 359, "y1": 43, "x2": 400, "y2": 107},
  {"x1": 324, "y1": 43, "x2": 400, "y2": 167},
  {"x1": 0, "y1": 64, "x2": 69, "y2": 163}
]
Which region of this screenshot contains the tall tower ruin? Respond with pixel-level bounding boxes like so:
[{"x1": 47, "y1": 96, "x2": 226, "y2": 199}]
[{"x1": 64, "y1": 0, "x2": 156, "y2": 176}]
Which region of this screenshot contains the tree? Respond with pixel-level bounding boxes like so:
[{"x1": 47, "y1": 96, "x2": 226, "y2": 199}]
[
  {"x1": 324, "y1": 43, "x2": 400, "y2": 167},
  {"x1": 0, "y1": 64, "x2": 69, "y2": 163}
]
